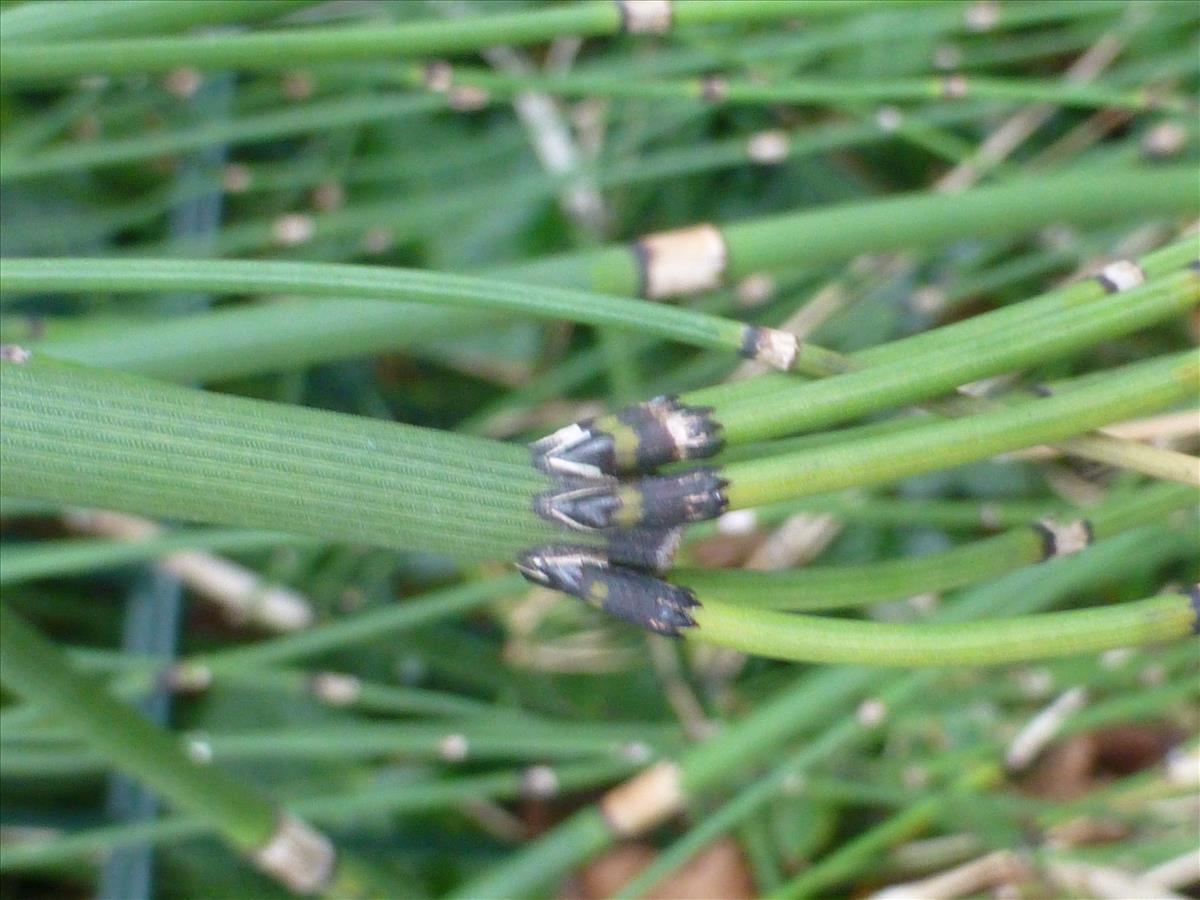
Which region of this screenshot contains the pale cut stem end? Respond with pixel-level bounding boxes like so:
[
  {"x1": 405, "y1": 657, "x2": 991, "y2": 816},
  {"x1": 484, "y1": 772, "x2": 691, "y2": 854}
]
[
  {"x1": 252, "y1": 813, "x2": 336, "y2": 895},
  {"x1": 599, "y1": 759, "x2": 686, "y2": 836},
  {"x1": 616, "y1": 0, "x2": 674, "y2": 35}
]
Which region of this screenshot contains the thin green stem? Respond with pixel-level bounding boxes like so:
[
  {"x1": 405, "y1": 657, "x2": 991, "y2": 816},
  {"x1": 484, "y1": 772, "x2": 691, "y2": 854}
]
[
  {"x1": 0, "y1": 603, "x2": 274, "y2": 847},
  {"x1": 0, "y1": 93, "x2": 443, "y2": 182},
  {"x1": 0, "y1": 528, "x2": 314, "y2": 586},
  {"x1": 686, "y1": 593, "x2": 1197, "y2": 666},
  {"x1": 0, "y1": 1, "x2": 861, "y2": 80},
  {"x1": 0, "y1": 603, "x2": 408, "y2": 896},
  {"x1": 0, "y1": 759, "x2": 635, "y2": 871},
  {"x1": 457, "y1": 526, "x2": 1190, "y2": 898},
  {"x1": 698, "y1": 246, "x2": 1200, "y2": 445},
  {"x1": 0, "y1": 0, "x2": 310, "y2": 44},
  {"x1": 2, "y1": 719, "x2": 678, "y2": 776},
  {"x1": 723, "y1": 352, "x2": 1199, "y2": 508},
  {"x1": 0, "y1": 257, "x2": 761, "y2": 361},
  {"x1": 503, "y1": 167, "x2": 1198, "y2": 294},
  {"x1": 614, "y1": 529, "x2": 1194, "y2": 898},
  {"x1": 423, "y1": 65, "x2": 1186, "y2": 113},
  {"x1": 1, "y1": 300, "x2": 482, "y2": 383},
  {"x1": 674, "y1": 483, "x2": 1196, "y2": 610}
]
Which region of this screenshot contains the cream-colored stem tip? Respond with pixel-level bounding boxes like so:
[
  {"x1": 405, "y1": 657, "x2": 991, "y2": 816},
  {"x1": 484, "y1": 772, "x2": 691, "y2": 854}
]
[{"x1": 253, "y1": 814, "x2": 335, "y2": 895}]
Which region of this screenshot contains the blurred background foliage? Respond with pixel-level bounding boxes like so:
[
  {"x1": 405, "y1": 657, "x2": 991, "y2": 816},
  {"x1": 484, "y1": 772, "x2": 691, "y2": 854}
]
[{"x1": 0, "y1": 1, "x2": 1197, "y2": 898}]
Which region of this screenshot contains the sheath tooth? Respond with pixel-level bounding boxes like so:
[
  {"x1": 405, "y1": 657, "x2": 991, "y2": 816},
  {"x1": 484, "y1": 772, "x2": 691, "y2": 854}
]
[{"x1": 529, "y1": 421, "x2": 613, "y2": 479}]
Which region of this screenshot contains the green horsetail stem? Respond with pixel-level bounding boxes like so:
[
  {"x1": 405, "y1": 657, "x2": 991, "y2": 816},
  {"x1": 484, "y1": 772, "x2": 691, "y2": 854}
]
[
  {"x1": 0, "y1": 1, "x2": 858, "y2": 80},
  {"x1": 673, "y1": 482, "x2": 1197, "y2": 610},
  {"x1": 3, "y1": 174, "x2": 1193, "y2": 386},
  {"x1": 452, "y1": 527, "x2": 1190, "y2": 900},
  {"x1": 0, "y1": 299, "x2": 484, "y2": 383},
  {"x1": 851, "y1": 240, "x2": 1197, "y2": 368},
  {"x1": 0, "y1": 93, "x2": 445, "y2": 183},
  {"x1": 686, "y1": 590, "x2": 1199, "y2": 665},
  {"x1": 0, "y1": 604, "x2": 402, "y2": 897},
  {"x1": 0, "y1": 354, "x2": 562, "y2": 561},
  {"x1": 0, "y1": 606, "x2": 274, "y2": 850},
  {"x1": 406, "y1": 63, "x2": 1187, "y2": 113},
  {"x1": 0, "y1": 528, "x2": 313, "y2": 586},
  {"x1": 0, "y1": 0, "x2": 310, "y2": 43},
  {"x1": 721, "y1": 351, "x2": 1198, "y2": 509},
  {"x1": 0, "y1": 257, "x2": 794, "y2": 368},
  {"x1": 698, "y1": 247, "x2": 1200, "y2": 446},
  {"x1": 501, "y1": 166, "x2": 1198, "y2": 295},
  {"x1": 529, "y1": 241, "x2": 1197, "y2": 478},
  {"x1": 0, "y1": 758, "x2": 640, "y2": 871}
]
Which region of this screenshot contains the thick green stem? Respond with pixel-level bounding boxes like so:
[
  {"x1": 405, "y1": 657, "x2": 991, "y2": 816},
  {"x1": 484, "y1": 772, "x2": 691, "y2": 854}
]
[{"x1": 0, "y1": 356, "x2": 563, "y2": 561}]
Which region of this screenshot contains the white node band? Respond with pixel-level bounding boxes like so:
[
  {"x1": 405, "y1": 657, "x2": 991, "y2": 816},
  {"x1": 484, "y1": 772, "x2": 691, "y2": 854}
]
[
  {"x1": 616, "y1": 0, "x2": 673, "y2": 35},
  {"x1": 253, "y1": 814, "x2": 335, "y2": 895},
  {"x1": 634, "y1": 223, "x2": 728, "y2": 299}
]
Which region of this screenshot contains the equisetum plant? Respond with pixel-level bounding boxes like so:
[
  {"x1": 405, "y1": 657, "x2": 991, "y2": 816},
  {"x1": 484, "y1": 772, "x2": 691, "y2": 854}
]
[{"x1": 0, "y1": 0, "x2": 1197, "y2": 897}]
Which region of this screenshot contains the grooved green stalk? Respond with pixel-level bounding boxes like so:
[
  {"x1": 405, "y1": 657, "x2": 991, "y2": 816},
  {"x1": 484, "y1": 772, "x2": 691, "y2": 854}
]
[{"x1": 0, "y1": 357, "x2": 565, "y2": 561}]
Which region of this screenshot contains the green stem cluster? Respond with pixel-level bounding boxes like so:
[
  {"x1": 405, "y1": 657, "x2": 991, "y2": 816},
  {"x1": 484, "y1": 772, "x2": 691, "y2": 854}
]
[{"x1": 0, "y1": 604, "x2": 400, "y2": 897}]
